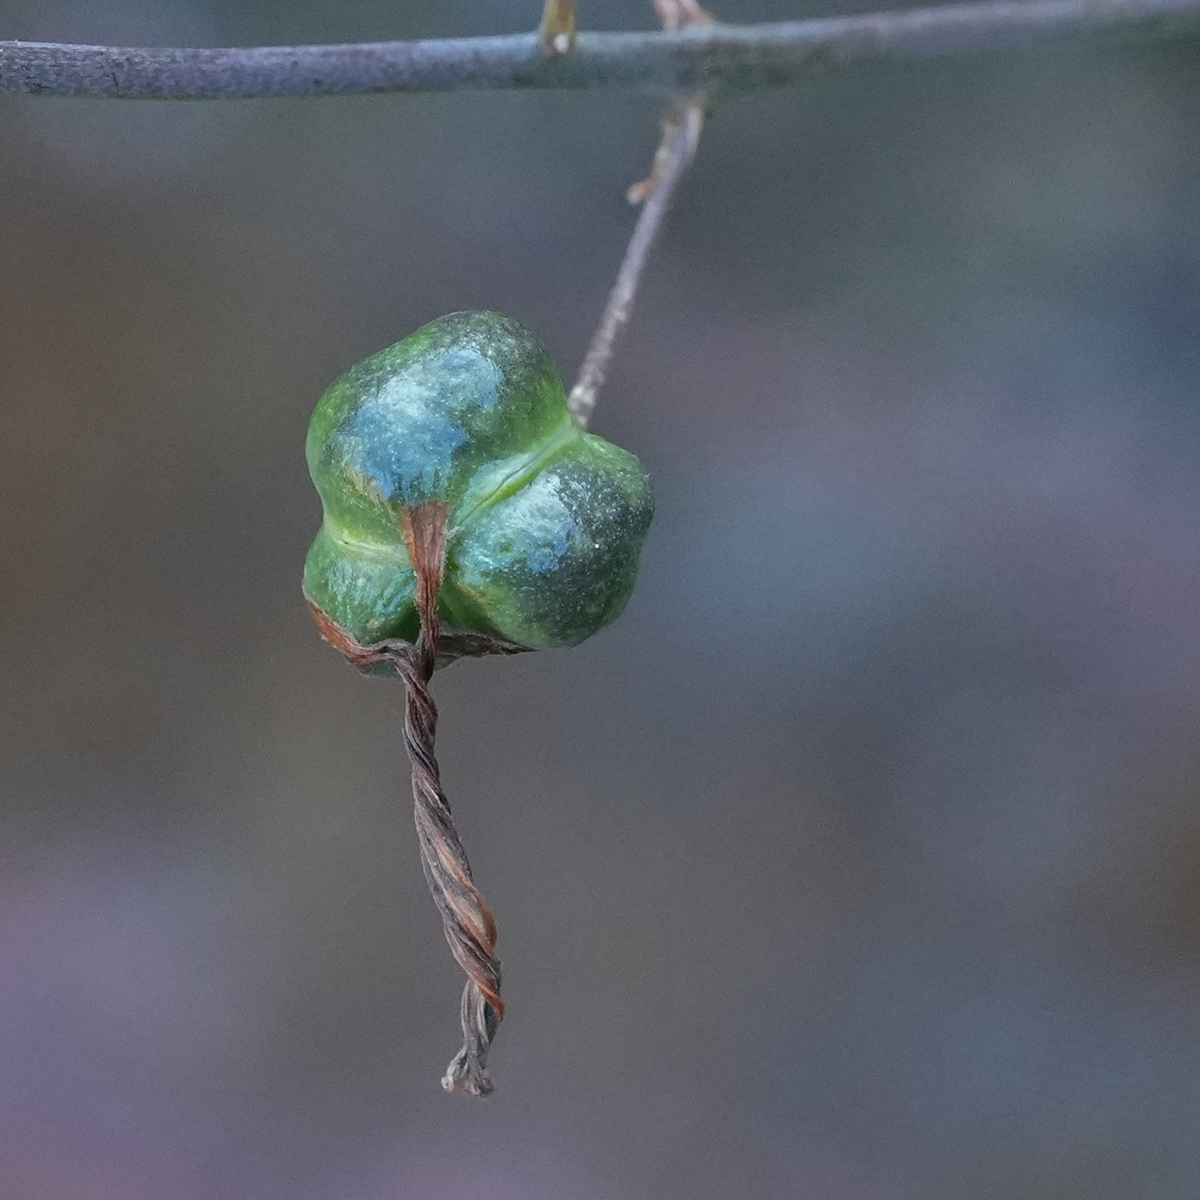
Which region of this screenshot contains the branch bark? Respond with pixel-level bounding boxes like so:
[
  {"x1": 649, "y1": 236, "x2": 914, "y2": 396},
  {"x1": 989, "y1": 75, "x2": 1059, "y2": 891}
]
[{"x1": 3, "y1": 0, "x2": 1198, "y2": 99}]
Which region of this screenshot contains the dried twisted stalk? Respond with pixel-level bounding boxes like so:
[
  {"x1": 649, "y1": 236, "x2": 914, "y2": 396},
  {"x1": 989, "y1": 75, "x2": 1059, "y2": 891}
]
[
  {"x1": 308, "y1": 502, "x2": 525, "y2": 1097},
  {"x1": 397, "y1": 647, "x2": 502, "y2": 1096},
  {"x1": 396, "y1": 502, "x2": 502, "y2": 1095}
]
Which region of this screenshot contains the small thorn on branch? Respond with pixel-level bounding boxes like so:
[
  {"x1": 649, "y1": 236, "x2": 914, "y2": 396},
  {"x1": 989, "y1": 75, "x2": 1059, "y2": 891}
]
[
  {"x1": 627, "y1": 92, "x2": 705, "y2": 203},
  {"x1": 540, "y1": 0, "x2": 578, "y2": 57}
]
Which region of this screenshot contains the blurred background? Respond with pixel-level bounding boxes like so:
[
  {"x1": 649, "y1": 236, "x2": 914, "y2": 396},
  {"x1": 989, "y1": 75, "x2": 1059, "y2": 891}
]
[{"x1": 3, "y1": 1, "x2": 1200, "y2": 1196}]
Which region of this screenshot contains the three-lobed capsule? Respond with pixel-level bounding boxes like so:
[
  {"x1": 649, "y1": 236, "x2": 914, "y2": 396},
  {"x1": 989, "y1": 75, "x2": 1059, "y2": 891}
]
[{"x1": 304, "y1": 310, "x2": 653, "y2": 651}]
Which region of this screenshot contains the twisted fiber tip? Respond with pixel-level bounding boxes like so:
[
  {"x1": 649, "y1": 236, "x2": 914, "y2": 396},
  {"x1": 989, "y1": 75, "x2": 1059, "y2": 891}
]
[
  {"x1": 394, "y1": 646, "x2": 504, "y2": 1097},
  {"x1": 308, "y1": 600, "x2": 516, "y2": 1095}
]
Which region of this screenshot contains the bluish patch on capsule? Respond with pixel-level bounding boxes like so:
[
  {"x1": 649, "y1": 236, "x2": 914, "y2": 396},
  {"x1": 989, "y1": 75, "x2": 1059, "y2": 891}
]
[
  {"x1": 525, "y1": 528, "x2": 570, "y2": 574},
  {"x1": 485, "y1": 472, "x2": 577, "y2": 575},
  {"x1": 440, "y1": 347, "x2": 500, "y2": 409},
  {"x1": 341, "y1": 346, "x2": 503, "y2": 504},
  {"x1": 346, "y1": 383, "x2": 468, "y2": 504}
]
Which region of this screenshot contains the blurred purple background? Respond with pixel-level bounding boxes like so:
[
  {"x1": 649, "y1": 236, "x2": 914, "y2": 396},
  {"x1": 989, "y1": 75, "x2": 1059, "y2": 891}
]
[{"x1": 3, "y1": 1, "x2": 1200, "y2": 1196}]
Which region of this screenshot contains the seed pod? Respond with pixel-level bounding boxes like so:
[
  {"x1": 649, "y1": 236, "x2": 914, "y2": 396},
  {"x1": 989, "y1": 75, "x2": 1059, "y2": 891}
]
[{"x1": 303, "y1": 310, "x2": 653, "y2": 650}]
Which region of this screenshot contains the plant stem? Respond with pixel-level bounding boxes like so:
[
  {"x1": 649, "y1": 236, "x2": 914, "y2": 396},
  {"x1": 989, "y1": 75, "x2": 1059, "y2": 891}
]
[
  {"x1": 569, "y1": 98, "x2": 705, "y2": 427},
  {"x1": 4, "y1": 0, "x2": 1198, "y2": 98}
]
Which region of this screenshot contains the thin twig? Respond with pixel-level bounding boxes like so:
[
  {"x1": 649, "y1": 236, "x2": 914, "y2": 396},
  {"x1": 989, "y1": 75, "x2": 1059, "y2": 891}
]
[
  {"x1": 568, "y1": 0, "x2": 711, "y2": 425},
  {"x1": 4, "y1": 0, "x2": 1199, "y2": 98},
  {"x1": 568, "y1": 98, "x2": 704, "y2": 427}
]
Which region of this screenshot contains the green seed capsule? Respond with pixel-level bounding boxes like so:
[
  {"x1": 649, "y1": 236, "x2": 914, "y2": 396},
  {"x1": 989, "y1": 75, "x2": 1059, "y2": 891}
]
[{"x1": 303, "y1": 311, "x2": 653, "y2": 650}]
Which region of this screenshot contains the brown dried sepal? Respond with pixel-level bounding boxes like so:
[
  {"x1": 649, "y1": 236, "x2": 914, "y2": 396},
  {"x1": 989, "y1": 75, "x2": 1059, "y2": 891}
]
[
  {"x1": 400, "y1": 500, "x2": 452, "y2": 655},
  {"x1": 307, "y1": 600, "x2": 532, "y2": 674}
]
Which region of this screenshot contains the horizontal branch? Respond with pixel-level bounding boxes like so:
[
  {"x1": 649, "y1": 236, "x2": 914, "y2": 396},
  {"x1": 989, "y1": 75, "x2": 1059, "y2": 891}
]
[{"x1": 3, "y1": 0, "x2": 1199, "y2": 99}]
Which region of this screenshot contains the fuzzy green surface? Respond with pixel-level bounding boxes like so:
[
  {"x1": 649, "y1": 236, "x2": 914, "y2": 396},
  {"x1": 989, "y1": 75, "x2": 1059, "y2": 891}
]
[{"x1": 304, "y1": 311, "x2": 653, "y2": 650}]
